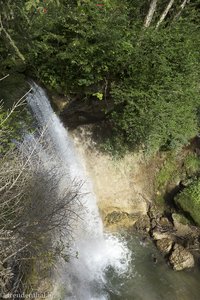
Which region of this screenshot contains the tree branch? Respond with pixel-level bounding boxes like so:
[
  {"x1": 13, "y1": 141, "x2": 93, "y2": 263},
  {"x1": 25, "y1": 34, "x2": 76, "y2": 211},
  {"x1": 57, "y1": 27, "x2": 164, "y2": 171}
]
[
  {"x1": 2, "y1": 243, "x2": 31, "y2": 264},
  {"x1": 0, "y1": 74, "x2": 9, "y2": 82},
  {"x1": 173, "y1": 0, "x2": 190, "y2": 22},
  {"x1": 156, "y1": 0, "x2": 175, "y2": 29},
  {"x1": 0, "y1": 88, "x2": 32, "y2": 127},
  {"x1": 0, "y1": 14, "x2": 25, "y2": 62}
]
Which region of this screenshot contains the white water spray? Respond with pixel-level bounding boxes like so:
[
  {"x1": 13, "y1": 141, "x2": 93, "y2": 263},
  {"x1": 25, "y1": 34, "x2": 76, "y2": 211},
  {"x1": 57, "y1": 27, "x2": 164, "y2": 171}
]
[{"x1": 26, "y1": 83, "x2": 130, "y2": 299}]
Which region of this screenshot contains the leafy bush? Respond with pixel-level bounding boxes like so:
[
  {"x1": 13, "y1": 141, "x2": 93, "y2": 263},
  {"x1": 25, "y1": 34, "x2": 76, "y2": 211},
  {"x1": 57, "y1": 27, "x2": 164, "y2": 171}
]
[{"x1": 109, "y1": 25, "x2": 200, "y2": 154}]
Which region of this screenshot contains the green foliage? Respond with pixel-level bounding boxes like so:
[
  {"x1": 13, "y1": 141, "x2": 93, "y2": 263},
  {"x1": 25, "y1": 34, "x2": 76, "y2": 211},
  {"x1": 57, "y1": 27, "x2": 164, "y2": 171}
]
[
  {"x1": 155, "y1": 151, "x2": 200, "y2": 194},
  {"x1": 175, "y1": 179, "x2": 200, "y2": 226},
  {"x1": 93, "y1": 92, "x2": 103, "y2": 101},
  {"x1": 0, "y1": 107, "x2": 31, "y2": 151},
  {"x1": 110, "y1": 25, "x2": 200, "y2": 154},
  {"x1": 25, "y1": 0, "x2": 59, "y2": 12},
  {"x1": 0, "y1": 0, "x2": 200, "y2": 156},
  {"x1": 102, "y1": 133, "x2": 129, "y2": 157},
  {"x1": 184, "y1": 153, "x2": 200, "y2": 175},
  {"x1": 0, "y1": 75, "x2": 34, "y2": 154},
  {"x1": 26, "y1": 0, "x2": 132, "y2": 94}
]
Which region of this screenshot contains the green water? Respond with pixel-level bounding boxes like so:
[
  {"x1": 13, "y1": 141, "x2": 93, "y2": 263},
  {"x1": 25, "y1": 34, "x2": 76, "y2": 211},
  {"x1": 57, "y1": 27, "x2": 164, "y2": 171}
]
[{"x1": 105, "y1": 232, "x2": 200, "y2": 300}]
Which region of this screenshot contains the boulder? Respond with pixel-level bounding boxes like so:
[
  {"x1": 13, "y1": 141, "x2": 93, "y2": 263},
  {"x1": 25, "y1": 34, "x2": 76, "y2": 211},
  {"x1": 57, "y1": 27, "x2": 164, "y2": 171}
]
[
  {"x1": 172, "y1": 213, "x2": 192, "y2": 236},
  {"x1": 156, "y1": 238, "x2": 173, "y2": 256},
  {"x1": 152, "y1": 230, "x2": 172, "y2": 241},
  {"x1": 134, "y1": 215, "x2": 151, "y2": 233},
  {"x1": 169, "y1": 244, "x2": 194, "y2": 271},
  {"x1": 104, "y1": 211, "x2": 138, "y2": 229},
  {"x1": 172, "y1": 213, "x2": 189, "y2": 224}
]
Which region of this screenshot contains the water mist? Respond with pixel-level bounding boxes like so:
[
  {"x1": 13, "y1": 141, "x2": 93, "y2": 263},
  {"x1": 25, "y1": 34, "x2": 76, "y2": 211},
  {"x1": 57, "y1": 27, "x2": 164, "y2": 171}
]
[{"x1": 26, "y1": 83, "x2": 130, "y2": 300}]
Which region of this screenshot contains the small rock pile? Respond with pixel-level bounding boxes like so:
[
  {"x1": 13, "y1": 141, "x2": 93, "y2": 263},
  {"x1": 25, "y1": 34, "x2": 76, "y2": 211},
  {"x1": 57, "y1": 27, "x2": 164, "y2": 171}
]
[{"x1": 134, "y1": 205, "x2": 199, "y2": 271}]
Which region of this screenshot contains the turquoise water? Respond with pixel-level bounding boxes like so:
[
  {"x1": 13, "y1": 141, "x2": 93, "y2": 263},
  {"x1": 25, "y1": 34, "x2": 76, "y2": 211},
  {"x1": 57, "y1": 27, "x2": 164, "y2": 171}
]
[{"x1": 104, "y1": 232, "x2": 200, "y2": 300}]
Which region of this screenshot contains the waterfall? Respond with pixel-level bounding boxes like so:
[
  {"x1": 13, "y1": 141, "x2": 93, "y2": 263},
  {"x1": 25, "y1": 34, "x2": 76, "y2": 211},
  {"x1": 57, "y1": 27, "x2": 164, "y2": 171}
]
[{"x1": 26, "y1": 83, "x2": 130, "y2": 300}]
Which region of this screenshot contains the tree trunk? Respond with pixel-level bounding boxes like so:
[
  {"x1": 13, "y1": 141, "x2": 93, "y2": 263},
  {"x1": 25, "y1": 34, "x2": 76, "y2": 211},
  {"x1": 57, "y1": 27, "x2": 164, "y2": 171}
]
[
  {"x1": 173, "y1": 0, "x2": 190, "y2": 21},
  {"x1": 144, "y1": 0, "x2": 158, "y2": 28},
  {"x1": 0, "y1": 15, "x2": 25, "y2": 62},
  {"x1": 156, "y1": 0, "x2": 175, "y2": 29}
]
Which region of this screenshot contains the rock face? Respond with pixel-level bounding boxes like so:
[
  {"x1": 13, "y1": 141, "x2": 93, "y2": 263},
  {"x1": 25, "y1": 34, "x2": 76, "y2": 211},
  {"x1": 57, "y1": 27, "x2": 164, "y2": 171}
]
[
  {"x1": 72, "y1": 127, "x2": 151, "y2": 222},
  {"x1": 169, "y1": 244, "x2": 194, "y2": 271},
  {"x1": 70, "y1": 126, "x2": 199, "y2": 272},
  {"x1": 61, "y1": 96, "x2": 114, "y2": 128}
]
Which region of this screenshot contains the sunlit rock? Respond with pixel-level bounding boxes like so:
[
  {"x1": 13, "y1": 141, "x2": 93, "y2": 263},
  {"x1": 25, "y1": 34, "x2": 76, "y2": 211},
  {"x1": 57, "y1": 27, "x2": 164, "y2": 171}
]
[
  {"x1": 156, "y1": 238, "x2": 173, "y2": 256},
  {"x1": 169, "y1": 244, "x2": 194, "y2": 271}
]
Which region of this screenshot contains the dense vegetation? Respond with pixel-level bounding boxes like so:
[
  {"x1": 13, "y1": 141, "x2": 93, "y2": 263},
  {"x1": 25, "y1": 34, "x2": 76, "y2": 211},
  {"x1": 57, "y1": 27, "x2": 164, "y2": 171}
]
[
  {"x1": 0, "y1": 0, "x2": 200, "y2": 295},
  {"x1": 1, "y1": 0, "x2": 200, "y2": 153}
]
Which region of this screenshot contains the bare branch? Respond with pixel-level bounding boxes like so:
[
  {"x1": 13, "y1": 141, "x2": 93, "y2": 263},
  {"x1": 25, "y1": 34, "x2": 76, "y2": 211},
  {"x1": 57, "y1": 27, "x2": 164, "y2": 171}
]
[
  {"x1": 0, "y1": 74, "x2": 9, "y2": 82},
  {"x1": 0, "y1": 88, "x2": 32, "y2": 127},
  {"x1": 2, "y1": 243, "x2": 31, "y2": 264},
  {"x1": 0, "y1": 101, "x2": 83, "y2": 293}
]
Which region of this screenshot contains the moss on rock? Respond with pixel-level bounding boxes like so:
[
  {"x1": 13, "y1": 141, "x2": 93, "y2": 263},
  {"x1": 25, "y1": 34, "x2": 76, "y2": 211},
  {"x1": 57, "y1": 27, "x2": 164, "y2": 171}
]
[{"x1": 175, "y1": 180, "x2": 200, "y2": 226}]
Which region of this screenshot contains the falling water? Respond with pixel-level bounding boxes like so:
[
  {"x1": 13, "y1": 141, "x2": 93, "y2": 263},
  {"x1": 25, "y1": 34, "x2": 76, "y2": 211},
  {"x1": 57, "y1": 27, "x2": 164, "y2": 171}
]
[{"x1": 26, "y1": 83, "x2": 130, "y2": 300}]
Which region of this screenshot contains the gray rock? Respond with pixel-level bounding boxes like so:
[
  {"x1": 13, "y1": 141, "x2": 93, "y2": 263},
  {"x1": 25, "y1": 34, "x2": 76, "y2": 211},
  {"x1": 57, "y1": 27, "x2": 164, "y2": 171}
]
[{"x1": 169, "y1": 244, "x2": 194, "y2": 271}]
